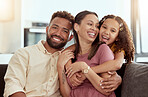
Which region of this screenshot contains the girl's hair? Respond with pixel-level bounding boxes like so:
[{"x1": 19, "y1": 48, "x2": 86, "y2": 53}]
[
  {"x1": 89, "y1": 15, "x2": 135, "y2": 64},
  {"x1": 72, "y1": 10, "x2": 99, "y2": 62}
]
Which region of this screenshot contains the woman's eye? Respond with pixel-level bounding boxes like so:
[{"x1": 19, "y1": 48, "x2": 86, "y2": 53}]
[
  {"x1": 103, "y1": 26, "x2": 106, "y2": 29},
  {"x1": 87, "y1": 23, "x2": 92, "y2": 26}
]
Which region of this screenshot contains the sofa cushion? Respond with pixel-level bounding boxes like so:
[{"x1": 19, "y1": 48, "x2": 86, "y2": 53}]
[{"x1": 121, "y1": 62, "x2": 148, "y2": 97}]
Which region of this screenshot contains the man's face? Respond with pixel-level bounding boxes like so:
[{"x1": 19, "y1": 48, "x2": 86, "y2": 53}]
[{"x1": 46, "y1": 17, "x2": 72, "y2": 49}]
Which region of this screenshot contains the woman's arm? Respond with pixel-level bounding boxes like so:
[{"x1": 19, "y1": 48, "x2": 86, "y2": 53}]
[
  {"x1": 64, "y1": 44, "x2": 76, "y2": 52},
  {"x1": 57, "y1": 50, "x2": 74, "y2": 97},
  {"x1": 91, "y1": 51, "x2": 124, "y2": 74}
]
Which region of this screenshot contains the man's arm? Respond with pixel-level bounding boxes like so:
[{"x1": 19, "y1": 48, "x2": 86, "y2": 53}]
[
  {"x1": 4, "y1": 48, "x2": 28, "y2": 97},
  {"x1": 10, "y1": 92, "x2": 26, "y2": 97}
]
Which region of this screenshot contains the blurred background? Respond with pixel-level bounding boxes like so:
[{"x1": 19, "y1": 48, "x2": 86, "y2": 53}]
[{"x1": 0, "y1": 0, "x2": 147, "y2": 63}]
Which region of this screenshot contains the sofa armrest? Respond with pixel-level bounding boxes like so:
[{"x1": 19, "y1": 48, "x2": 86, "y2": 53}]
[
  {"x1": 0, "y1": 64, "x2": 8, "y2": 97},
  {"x1": 121, "y1": 62, "x2": 148, "y2": 97}
]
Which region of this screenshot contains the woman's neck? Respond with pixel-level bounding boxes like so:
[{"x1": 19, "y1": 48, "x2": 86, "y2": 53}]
[{"x1": 79, "y1": 40, "x2": 92, "y2": 55}]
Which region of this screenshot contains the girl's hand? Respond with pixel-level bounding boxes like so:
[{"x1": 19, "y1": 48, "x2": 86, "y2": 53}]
[
  {"x1": 57, "y1": 50, "x2": 74, "y2": 69},
  {"x1": 66, "y1": 61, "x2": 87, "y2": 78},
  {"x1": 100, "y1": 72, "x2": 122, "y2": 93},
  {"x1": 69, "y1": 73, "x2": 83, "y2": 87}
]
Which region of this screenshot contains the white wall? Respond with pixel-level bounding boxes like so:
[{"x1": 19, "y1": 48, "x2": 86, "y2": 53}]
[
  {"x1": 23, "y1": 0, "x2": 131, "y2": 27},
  {"x1": 23, "y1": 0, "x2": 131, "y2": 48},
  {"x1": 0, "y1": 0, "x2": 21, "y2": 53},
  {"x1": 0, "y1": 0, "x2": 131, "y2": 53}
]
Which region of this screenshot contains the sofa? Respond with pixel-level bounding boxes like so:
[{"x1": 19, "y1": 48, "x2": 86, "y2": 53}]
[{"x1": 0, "y1": 62, "x2": 148, "y2": 97}]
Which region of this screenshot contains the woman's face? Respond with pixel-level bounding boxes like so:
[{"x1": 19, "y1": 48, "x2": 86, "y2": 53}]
[
  {"x1": 99, "y1": 18, "x2": 120, "y2": 46},
  {"x1": 75, "y1": 14, "x2": 99, "y2": 44}
]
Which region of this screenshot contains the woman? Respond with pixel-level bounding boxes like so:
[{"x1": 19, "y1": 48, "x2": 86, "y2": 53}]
[{"x1": 57, "y1": 10, "x2": 116, "y2": 97}]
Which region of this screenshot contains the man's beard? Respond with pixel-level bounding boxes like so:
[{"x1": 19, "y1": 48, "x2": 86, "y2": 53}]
[{"x1": 47, "y1": 35, "x2": 67, "y2": 49}]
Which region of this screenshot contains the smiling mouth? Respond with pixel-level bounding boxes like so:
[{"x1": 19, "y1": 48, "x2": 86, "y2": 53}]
[
  {"x1": 51, "y1": 35, "x2": 64, "y2": 42},
  {"x1": 88, "y1": 32, "x2": 96, "y2": 38},
  {"x1": 102, "y1": 35, "x2": 109, "y2": 40}
]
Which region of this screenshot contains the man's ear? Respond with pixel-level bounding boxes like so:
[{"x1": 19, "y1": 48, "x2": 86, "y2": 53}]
[
  {"x1": 68, "y1": 34, "x2": 73, "y2": 42},
  {"x1": 74, "y1": 23, "x2": 79, "y2": 33},
  {"x1": 46, "y1": 26, "x2": 49, "y2": 34}
]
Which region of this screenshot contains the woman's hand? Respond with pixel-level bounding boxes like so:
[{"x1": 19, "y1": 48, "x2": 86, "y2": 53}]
[
  {"x1": 57, "y1": 50, "x2": 74, "y2": 69},
  {"x1": 66, "y1": 61, "x2": 87, "y2": 78}
]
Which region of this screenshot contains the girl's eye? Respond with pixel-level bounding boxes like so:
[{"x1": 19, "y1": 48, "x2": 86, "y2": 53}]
[{"x1": 111, "y1": 29, "x2": 116, "y2": 33}]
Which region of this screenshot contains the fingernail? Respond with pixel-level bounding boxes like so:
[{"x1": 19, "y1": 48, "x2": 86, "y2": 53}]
[
  {"x1": 100, "y1": 80, "x2": 103, "y2": 82},
  {"x1": 102, "y1": 87, "x2": 104, "y2": 89},
  {"x1": 100, "y1": 84, "x2": 102, "y2": 86}
]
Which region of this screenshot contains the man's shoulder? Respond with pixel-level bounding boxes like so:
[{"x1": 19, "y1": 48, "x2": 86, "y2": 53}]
[{"x1": 15, "y1": 44, "x2": 38, "y2": 55}]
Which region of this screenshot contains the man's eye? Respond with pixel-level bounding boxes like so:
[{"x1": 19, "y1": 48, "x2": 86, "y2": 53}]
[
  {"x1": 52, "y1": 27, "x2": 57, "y2": 29},
  {"x1": 63, "y1": 30, "x2": 68, "y2": 33}
]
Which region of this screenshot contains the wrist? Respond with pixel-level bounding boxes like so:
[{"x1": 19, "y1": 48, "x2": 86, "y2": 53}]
[
  {"x1": 82, "y1": 65, "x2": 90, "y2": 74},
  {"x1": 57, "y1": 63, "x2": 65, "y2": 70},
  {"x1": 80, "y1": 62, "x2": 88, "y2": 70}
]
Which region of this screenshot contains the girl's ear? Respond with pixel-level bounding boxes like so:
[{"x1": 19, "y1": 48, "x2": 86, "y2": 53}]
[
  {"x1": 74, "y1": 23, "x2": 79, "y2": 33},
  {"x1": 116, "y1": 38, "x2": 119, "y2": 41}
]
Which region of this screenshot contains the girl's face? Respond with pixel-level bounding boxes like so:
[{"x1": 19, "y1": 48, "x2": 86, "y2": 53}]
[
  {"x1": 75, "y1": 14, "x2": 99, "y2": 44},
  {"x1": 99, "y1": 18, "x2": 120, "y2": 46}
]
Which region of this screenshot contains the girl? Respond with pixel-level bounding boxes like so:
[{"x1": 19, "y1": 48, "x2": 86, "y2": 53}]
[{"x1": 66, "y1": 15, "x2": 135, "y2": 79}]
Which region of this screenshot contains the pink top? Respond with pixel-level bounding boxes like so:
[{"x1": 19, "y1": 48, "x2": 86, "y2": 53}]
[{"x1": 67, "y1": 44, "x2": 116, "y2": 97}]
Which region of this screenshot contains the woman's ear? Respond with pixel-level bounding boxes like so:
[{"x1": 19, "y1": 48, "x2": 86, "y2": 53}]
[
  {"x1": 98, "y1": 29, "x2": 100, "y2": 33},
  {"x1": 74, "y1": 23, "x2": 79, "y2": 33}
]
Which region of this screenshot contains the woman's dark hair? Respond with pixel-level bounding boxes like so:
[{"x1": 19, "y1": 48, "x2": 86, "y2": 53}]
[
  {"x1": 90, "y1": 15, "x2": 135, "y2": 64},
  {"x1": 72, "y1": 10, "x2": 98, "y2": 62}
]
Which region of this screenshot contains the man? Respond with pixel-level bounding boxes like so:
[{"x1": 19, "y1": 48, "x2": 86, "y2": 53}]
[
  {"x1": 4, "y1": 11, "x2": 121, "y2": 97},
  {"x1": 4, "y1": 11, "x2": 74, "y2": 97}
]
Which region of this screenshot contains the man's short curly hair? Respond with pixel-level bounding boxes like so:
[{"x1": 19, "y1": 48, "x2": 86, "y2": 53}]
[{"x1": 49, "y1": 11, "x2": 74, "y2": 27}]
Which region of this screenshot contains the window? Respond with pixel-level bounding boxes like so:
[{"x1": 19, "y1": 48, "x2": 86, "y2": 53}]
[{"x1": 131, "y1": 0, "x2": 148, "y2": 62}]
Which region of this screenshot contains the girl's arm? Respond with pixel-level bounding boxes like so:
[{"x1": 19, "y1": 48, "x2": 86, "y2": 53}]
[
  {"x1": 67, "y1": 61, "x2": 111, "y2": 96},
  {"x1": 57, "y1": 50, "x2": 74, "y2": 97},
  {"x1": 91, "y1": 51, "x2": 124, "y2": 74},
  {"x1": 66, "y1": 44, "x2": 117, "y2": 95},
  {"x1": 65, "y1": 44, "x2": 124, "y2": 74}
]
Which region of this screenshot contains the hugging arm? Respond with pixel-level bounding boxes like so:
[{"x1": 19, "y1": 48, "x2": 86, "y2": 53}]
[
  {"x1": 65, "y1": 44, "x2": 123, "y2": 92},
  {"x1": 57, "y1": 50, "x2": 74, "y2": 97},
  {"x1": 91, "y1": 51, "x2": 124, "y2": 74}
]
